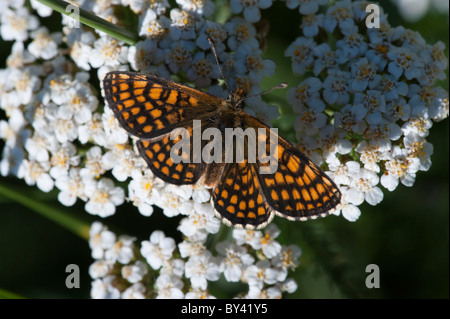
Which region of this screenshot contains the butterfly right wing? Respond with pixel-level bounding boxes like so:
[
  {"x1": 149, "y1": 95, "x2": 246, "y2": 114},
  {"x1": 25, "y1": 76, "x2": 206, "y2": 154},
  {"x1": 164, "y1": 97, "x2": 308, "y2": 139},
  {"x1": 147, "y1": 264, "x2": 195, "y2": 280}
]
[
  {"x1": 211, "y1": 160, "x2": 273, "y2": 229},
  {"x1": 244, "y1": 115, "x2": 342, "y2": 221}
]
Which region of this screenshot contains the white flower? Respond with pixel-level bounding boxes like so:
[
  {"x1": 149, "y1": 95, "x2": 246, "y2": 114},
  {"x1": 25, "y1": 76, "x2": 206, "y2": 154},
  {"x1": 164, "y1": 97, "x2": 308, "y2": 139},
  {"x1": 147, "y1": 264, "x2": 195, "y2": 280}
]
[
  {"x1": 323, "y1": 0, "x2": 355, "y2": 33},
  {"x1": 49, "y1": 142, "x2": 80, "y2": 179},
  {"x1": 55, "y1": 168, "x2": 86, "y2": 206},
  {"x1": 176, "y1": 0, "x2": 215, "y2": 17},
  {"x1": 387, "y1": 46, "x2": 424, "y2": 80},
  {"x1": 84, "y1": 178, "x2": 125, "y2": 217},
  {"x1": 401, "y1": 108, "x2": 433, "y2": 138},
  {"x1": 57, "y1": 82, "x2": 98, "y2": 125},
  {"x1": 178, "y1": 202, "x2": 220, "y2": 239},
  {"x1": 7, "y1": 68, "x2": 41, "y2": 106},
  {"x1": 279, "y1": 278, "x2": 298, "y2": 294},
  {"x1": 285, "y1": 37, "x2": 316, "y2": 76},
  {"x1": 164, "y1": 40, "x2": 195, "y2": 73},
  {"x1": 334, "y1": 104, "x2": 367, "y2": 135},
  {"x1": 350, "y1": 58, "x2": 381, "y2": 92},
  {"x1": 169, "y1": 8, "x2": 198, "y2": 40},
  {"x1": 121, "y1": 261, "x2": 148, "y2": 284},
  {"x1": 101, "y1": 108, "x2": 130, "y2": 146},
  {"x1": 185, "y1": 289, "x2": 216, "y2": 299},
  {"x1": 216, "y1": 241, "x2": 255, "y2": 282},
  {"x1": 224, "y1": 17, "x2": 258, "y2": 51},
  {"x1": 140, "y1": 231, "x2": 176, "y2": 270},
  {"x1": 155, "y1": 273, "x2": 184, "y2": 299},
  {"x1": 0, "y1": 8, "x2": 39, "y2": 42},
  {"x1": 102, "y1": 146, "x2": 141, "y2": 182},
  {"x1": 286, "y1": 77, "x2": 323, "y2": 111},
  {"x1": 178, "y1": 239, "x2": 207, "y2": 259},
  {"x1": 89, "y1": 222, "x2": 116, "y2": 260},
  {"x1": 104, "y1": 235, "x2": 135, "y2": 264},
  {"x1": 89, "y1": 260, "x2": 114, "y2": 279},
  {"x1": 66, "y1": 29, "x2": 95, "y2": 71},
  {"x1": 243, "y1": 259, "x2": 280, "y2": 290},
  {"x1": 403, "y1": 133, "x2": 433, "y2": 171},
  {"x1": 246, "y1": 285, "x2": 282, "y2": 299},
  {"x1": 271, "y1": 245, "x2": 302, "y2": 272},
  {"x1": 184, "y1": 251, "x2": 220, "y2": 290},
  {"x1": 333, "y1": 200, "x2": 361, "y2": 222},
  {"x1": 80, "y1": 146, "x2": 106, "y2": 179},
  {"x1": 381, "y1": 146, "x2": 421, "y2": 191},
  {"x1": 312, "y1": 43, "x2": 337, "y2": 75},
  {"x1": 78, "y1": 113, "x2": 107, "y2": 146},
  {"x1": 27, "y1": 27, "x2": 60, "y2": 60},
  {"x1": 186, "y1": 51, "x2": 220, "y2": 88},
  {"x1": 233, "y1": 228, "x2": 263, "y2": 250},
  {"x1": 259, "y1": 224, "x2": 282, "y2": 258},
  {"x1": 234, "y1": 44, "x2": 276, "y2": 83},
  {"x1": 153, "y1": 184, "x2": 194, "y2": 217},
  {"x1": 322, "y1": 69, "x2": 351, "y2": 105},
  {"x1": 230, "y1": 0, "x2": 272, "y2": 23},
  {"x1": 18, "y1": 159, "x2": 54, "y2": 192},
  {"x1": 6, "y1": 41, "x2": 36, "y2": 69},
  {"x1": 346, "y1": 165, "x2": 384, "y2": 206},
  {"x1": 91, "y1": 276, "x2": 121, "y2": 299},
  {"x1": 122, "y1": 283, "x2": 146, "y2": 299},
  {"x1": 89, "y1": 36, "x2": 128, "y2": 68}
]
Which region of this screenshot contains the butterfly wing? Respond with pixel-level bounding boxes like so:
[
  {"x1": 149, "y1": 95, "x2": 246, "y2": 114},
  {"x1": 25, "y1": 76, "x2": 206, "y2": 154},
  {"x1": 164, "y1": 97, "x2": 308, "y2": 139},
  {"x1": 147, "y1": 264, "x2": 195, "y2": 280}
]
[
  {"x1": 136, "y1": 118, "x2": 223, "y2": 185},
  {"x1": 212, "y1": 160, "x2": 273, "y2": 229},
  {"x1": 102, "y1": 71, "x2": 225, "y2": 185},
  {"x1": 101, "y1": 71, "x2": 222, "y2": 139},
  {"x1": 244, "y1": 115, "x2": 342, "y2": 222}
]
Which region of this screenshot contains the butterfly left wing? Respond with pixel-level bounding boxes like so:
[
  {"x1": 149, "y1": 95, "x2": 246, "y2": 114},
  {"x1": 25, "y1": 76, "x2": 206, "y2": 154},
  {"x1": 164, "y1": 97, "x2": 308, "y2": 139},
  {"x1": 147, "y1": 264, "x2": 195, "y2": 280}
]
[{"x1": 101, "y1": 71, "x2": 222, "y2": 139}]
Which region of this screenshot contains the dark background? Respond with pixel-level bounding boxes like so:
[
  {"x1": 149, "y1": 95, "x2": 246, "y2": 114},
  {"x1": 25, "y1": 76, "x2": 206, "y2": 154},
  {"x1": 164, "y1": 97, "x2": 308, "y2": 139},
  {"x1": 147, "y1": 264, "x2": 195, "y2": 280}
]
[{"x1": 0, "y1": 1, "x2": 448, "y2": 298}]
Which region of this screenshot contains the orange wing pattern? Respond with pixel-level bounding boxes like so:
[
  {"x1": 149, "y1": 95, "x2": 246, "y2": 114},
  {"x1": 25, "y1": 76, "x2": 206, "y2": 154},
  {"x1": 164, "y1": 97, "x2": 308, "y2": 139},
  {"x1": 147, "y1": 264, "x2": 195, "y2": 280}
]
[
  {"x1": 212, "y1": 160, "x2": 273, "y2": 228},
  {"x1": 102, "y1": 71, "x2": 221, "y2": 139},
  {"x1": 102, "y1": 71, "x2": 342, "y2": 229}
]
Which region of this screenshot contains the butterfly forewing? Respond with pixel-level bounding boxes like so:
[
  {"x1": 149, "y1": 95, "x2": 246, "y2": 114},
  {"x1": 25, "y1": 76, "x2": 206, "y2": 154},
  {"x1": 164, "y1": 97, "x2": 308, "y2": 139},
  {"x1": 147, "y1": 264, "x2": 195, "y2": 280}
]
[{"x1": 102, "y1": 71, "x2": 220, "y2": 139}]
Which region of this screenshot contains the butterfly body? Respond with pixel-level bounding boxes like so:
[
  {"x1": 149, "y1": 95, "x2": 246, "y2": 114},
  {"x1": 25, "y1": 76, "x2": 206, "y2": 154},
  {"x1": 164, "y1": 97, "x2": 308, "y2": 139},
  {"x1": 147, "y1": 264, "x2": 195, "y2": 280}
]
[{"x1": 102, "y1": 71, "x2": 341, "y2": 229}]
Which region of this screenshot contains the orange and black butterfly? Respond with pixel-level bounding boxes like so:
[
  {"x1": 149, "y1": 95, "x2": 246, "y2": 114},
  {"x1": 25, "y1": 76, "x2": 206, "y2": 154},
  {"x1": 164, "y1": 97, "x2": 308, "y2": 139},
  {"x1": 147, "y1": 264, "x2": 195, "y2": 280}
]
[{"x1": 101, "y1": 71, "x2": 341, "y2": 229}]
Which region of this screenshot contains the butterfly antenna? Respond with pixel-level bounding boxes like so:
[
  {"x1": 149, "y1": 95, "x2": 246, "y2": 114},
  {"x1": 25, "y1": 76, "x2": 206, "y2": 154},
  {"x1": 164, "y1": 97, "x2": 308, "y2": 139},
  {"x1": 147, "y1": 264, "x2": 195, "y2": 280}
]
[
  {"x1": 242, "y1": 82, "x2": 288, "y2": 101},
  {"x1": 208, "y1": 37, "x2": 230, "y2": 93}
]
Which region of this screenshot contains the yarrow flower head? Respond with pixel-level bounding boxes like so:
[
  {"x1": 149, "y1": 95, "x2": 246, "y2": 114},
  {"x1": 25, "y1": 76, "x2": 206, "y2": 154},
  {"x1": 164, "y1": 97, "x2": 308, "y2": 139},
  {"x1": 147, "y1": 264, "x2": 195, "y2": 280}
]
[{"x1": 0, "y1": 0, "x2": 447, "y2": 299}]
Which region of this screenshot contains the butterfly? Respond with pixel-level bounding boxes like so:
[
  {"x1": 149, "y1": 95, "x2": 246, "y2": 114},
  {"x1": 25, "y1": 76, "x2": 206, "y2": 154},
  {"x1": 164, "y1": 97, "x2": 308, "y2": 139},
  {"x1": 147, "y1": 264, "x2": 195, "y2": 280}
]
[{"x1": 101, "y1": 71, "x2": 341, "y2": 229}]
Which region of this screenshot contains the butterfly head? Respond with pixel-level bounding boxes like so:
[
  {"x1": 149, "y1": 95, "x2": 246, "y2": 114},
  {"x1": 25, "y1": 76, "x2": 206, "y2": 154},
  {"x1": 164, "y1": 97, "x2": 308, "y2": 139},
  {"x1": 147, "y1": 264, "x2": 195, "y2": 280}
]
[{"x1": 227, "y1": 88, "x2": 246, "y2": 109}]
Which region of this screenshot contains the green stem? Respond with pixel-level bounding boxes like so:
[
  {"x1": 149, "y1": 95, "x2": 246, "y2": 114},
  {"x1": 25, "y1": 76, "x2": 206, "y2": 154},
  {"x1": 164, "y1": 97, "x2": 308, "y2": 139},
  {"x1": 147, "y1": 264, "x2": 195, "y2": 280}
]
[
  {"x1": 0, "y1": 183, "x2": 90, "y2": 240},
  {"x1": 0, "y1": 288, "x2": 27, "y2": 299},
  {"x1": 37, "y1": 0, "x2": 139, "y2": 45}
]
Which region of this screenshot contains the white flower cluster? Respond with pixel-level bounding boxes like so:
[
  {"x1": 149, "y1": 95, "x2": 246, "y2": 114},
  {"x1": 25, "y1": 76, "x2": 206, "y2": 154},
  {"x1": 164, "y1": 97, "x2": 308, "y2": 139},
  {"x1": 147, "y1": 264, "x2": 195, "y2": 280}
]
[
  {"x1": 89, "y1": 221, "x2": 299, "y2": 298},
  {"x1": 285, "y1": 0, "x2": 448, "y2": 222},
  {"x1": 0, "y1": 0, "x2": 448, "y2": 298}
]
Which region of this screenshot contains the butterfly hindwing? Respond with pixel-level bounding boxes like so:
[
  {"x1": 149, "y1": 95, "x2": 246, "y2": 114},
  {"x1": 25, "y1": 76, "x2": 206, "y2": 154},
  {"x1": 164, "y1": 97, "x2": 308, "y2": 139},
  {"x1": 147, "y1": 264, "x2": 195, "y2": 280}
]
[{"x1": 212, "y1": 160, "x2": 273, "y2": 229}]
